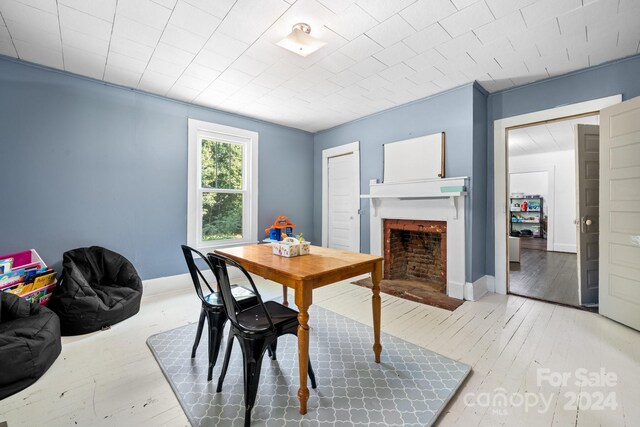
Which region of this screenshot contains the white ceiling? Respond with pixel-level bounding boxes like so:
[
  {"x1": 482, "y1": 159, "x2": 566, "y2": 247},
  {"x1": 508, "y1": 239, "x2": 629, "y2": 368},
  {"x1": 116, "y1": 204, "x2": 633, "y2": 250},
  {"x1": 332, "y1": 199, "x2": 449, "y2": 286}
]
[
  {"x1": 508, "y1": 114, "x2": 599, "y2": 156},
  {"x1": 0, "y1": 0, "x2": 638, "y2": 132}
]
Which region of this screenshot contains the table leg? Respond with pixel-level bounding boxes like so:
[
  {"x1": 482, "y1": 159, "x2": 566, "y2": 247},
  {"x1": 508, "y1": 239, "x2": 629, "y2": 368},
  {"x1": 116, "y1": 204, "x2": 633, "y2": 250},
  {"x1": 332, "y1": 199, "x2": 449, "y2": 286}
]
[
  {"x1": 295, "y1": 285, "x2": 312, "y2": 415},
  {"x1": 282, "y1": 285, "x2": 289, "y2": 307},
  {"x1": 371, "y1": 260, "x2": 383, "y2": 363}
]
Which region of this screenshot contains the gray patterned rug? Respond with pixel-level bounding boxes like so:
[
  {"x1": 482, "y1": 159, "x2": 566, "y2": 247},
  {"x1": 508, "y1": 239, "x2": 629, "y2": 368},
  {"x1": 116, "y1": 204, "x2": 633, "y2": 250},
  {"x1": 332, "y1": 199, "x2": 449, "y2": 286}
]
[{"x1": 147, "y1": 304, "x2": 470, "y2": 427}]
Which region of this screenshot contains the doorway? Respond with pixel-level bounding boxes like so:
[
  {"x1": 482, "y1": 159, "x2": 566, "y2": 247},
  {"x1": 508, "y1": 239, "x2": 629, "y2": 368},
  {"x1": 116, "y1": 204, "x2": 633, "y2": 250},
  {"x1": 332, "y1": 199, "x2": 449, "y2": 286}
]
[
  {"x1": 321, "y1": 141, "x2": 360, "y2": 252},
  {"x1": 506, "y1": 115, "x2": 598, "y2": 307}
]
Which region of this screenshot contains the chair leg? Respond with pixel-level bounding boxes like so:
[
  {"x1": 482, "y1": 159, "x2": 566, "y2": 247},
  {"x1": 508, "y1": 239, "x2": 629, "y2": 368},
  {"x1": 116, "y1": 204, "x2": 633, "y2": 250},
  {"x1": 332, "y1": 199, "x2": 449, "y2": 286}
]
[
  {"x1": 269, "y1": 339, "x2": 277, "y2": 360},
  {"x1": 239, "y1": 339, "x2": 267, "y2": 427},
  {"x1": 216, "y1": 332, "x2": 235, "y2": 392},
  {"x1": 308, "y1": 359, "x2": 317, "y2": 389},
  {"x1": 206, "y1": 311, "x2": 227, "y2": 382},
  {"x1": 191, "y1": 308, "x2": 206, "y2": 358}
]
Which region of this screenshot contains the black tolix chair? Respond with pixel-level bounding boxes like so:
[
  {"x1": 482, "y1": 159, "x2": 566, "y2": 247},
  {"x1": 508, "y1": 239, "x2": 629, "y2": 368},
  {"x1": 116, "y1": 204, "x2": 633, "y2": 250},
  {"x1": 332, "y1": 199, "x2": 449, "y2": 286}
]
[
  {"x1": 181, "y1": 245, "x2": 258, "y2": 381},
  {"x1": 208, "y1": 252, "x2": 317, "y2": 427}
]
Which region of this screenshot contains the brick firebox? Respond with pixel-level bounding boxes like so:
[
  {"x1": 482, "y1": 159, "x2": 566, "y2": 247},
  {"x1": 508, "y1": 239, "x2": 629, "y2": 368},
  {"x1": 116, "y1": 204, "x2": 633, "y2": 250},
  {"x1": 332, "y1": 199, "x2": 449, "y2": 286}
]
[{"x1": 383, "y1": 219, "x2": 447, "y2": 293}]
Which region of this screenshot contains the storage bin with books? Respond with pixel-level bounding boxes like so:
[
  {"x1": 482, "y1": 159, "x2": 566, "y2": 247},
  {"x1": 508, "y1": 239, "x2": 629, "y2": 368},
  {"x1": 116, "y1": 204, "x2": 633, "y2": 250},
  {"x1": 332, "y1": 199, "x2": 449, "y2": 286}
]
[{"x1": 0, "y1": 249, "x2": 57, "y2": 306}]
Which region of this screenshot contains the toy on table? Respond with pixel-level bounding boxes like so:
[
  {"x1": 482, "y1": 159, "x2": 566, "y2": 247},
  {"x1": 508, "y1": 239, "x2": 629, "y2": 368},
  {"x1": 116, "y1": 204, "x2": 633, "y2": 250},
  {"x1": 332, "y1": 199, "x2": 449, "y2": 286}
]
[{"x1": 264, "y1": 215, "x2": 296, "y2": 241}]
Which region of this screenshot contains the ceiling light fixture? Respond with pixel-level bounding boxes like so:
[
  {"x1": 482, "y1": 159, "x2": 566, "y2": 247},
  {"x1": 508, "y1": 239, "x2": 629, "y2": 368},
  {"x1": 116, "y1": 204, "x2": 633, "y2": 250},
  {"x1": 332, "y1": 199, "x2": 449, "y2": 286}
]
[{"x1": 276, "y1": 23, "x2": 326, "y2": 57}]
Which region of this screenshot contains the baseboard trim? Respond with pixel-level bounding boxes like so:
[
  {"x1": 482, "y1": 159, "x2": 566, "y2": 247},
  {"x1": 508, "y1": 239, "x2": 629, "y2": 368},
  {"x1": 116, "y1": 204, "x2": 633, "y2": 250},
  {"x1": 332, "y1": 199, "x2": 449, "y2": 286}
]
[
  {"x1": 448, "y1": 281, "x2": 464, "y2": 300},
  {"x1": 143, "y1": 273, "x2": 192, "y2": 298},
  {"x1": 554, "y1": 243, "x2": 577, "y2": 253},
  {"x1": 463, "y1": 275, "x2": 495, "y2": 301}
]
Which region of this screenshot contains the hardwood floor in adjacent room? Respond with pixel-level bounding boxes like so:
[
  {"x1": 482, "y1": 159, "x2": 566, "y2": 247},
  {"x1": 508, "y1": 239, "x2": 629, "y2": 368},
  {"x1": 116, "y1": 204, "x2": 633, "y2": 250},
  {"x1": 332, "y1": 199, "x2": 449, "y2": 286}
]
[
  {"x1": 2, "y1": 277, "x2": 637, "y2": 427},
  {"x1": 509, "y1": 248, "x2": 579, "y2": 306}
]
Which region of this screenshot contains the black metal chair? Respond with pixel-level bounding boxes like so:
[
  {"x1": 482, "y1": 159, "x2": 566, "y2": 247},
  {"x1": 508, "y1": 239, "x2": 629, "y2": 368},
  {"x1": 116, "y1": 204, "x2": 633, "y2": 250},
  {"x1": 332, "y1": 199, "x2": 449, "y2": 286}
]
[
  {"x1": 208, "y1": 253, "x2": 317, "y2": 427},
  {"x1": 181, "y1": 245, "x2": 259, "y2": 381}
]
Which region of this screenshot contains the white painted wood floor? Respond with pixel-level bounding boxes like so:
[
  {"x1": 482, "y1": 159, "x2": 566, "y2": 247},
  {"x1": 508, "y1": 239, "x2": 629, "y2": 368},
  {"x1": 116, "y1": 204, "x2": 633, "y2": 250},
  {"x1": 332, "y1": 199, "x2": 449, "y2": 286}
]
[{"x1": 2, "y1": 277, "x2": 639, "y2": 427}]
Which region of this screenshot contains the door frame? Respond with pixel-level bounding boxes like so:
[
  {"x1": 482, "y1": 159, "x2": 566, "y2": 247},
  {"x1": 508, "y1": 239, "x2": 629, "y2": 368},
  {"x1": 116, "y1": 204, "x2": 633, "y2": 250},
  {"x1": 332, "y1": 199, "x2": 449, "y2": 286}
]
[
  {"x1": 322, "y1": 141, "x2": 360, "y2": 250},
  {"x1": 493, "y1": 95, "x2": 621, "y2": 295}
]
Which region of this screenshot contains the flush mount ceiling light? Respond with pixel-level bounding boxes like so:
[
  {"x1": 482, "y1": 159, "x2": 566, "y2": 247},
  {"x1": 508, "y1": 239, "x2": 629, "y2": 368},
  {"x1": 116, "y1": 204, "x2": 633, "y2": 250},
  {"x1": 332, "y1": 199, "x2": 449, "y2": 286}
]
[{"x1": 276, "y1": 23, "x2": 326, "y2": 57}]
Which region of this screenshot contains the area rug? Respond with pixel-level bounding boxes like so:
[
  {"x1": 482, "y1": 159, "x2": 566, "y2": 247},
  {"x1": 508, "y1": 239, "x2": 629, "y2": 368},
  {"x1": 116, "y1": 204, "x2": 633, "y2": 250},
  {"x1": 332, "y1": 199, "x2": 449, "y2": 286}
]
[
  {"x1": 352, "y1": 278, "x2": 464, "y2": 311},
  {"x1": 147, "y1": 304, "x2": 470, "y2": 427}
]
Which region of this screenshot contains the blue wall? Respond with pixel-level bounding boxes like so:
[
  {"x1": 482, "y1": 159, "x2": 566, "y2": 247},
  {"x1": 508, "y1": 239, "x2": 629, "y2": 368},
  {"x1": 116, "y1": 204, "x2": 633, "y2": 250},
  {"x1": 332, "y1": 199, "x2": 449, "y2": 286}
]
[
  {"x1": 485, "y1": 54, "x2": 640, "y2": 275},
  {"x1": 313, "y1": 83, "x2": 487, "y2": 282},
  {"x1": 0, "y1": 57, "x2": 314, "y2": 280}
]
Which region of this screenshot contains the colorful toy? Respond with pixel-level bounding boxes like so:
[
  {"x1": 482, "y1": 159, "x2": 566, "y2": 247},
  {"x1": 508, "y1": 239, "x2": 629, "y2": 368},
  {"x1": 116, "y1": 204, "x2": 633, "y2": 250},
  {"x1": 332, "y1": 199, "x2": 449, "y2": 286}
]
[{"x1": 265, "y1": 215, "x2": 296, "y2": 241}]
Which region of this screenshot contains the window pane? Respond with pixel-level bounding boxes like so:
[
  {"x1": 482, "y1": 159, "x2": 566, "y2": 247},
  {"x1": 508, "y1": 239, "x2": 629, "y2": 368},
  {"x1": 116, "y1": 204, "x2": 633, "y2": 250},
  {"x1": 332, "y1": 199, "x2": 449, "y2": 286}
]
[
  {"x1": 201, "y1": 139, "x2": 243, "y2": 189},
  {"x1": 201, "y1": 192, "x2": 243, "y2": 241}
]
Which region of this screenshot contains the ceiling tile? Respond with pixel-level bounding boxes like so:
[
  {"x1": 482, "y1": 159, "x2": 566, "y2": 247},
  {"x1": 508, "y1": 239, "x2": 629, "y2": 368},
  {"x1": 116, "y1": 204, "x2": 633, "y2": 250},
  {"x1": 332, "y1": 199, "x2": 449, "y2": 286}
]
[
  {"x1": 151, "y1": 0, "x2": 177, "y2": 9},
  {"x1": 58, "y1": 0, "x2": 117, "y2": 22},
  {"x1": 317, "y1": 0, "x2": 356, "y2": 14},
  {"x1": 450, "y1": 0, "x2": 480, "y2": 9},
  {"x1": 182, "y1": 0, "x2": 235, "y2": 19},
  {"x1": 12, "y1": 0, "x2": 57, "y2": 14},
  {"x1": 357, "y1": 73, "x2": 389, "y2": 90},
  {"x1": 0, "y1": 25, "x2": 17, "y2": 57},
  {"x1": 153, "y1": 42, "x2": 194, "y2": 67},
  {"x1": 182, "y1": 62, "x2": 220, "y2": 82},
  {"x1": 474, "y1": 10, "x2": 527, "y2": 45},
  {"x1": 317, "y1": 50, "x2": 356, "y2": 73},
  {"x1": 138, "y1": 69, "x2": 177, "y2": 94},
  {"x1": 106, "y1": 50, "x2": 148, "y2": 74},
  {"x1": 111, "y1": 15, "x2": 163, "y2": 47},
  {"x1": 103, "y1": 63, "x2": 142, "y2": 86},
  {"x1": 328, "y1": 69, "x2": 362, "y2": 87},
  {"x1": 325, "y1": 3, "x2": 378, "y2": 41},
  {"x1": 230, "y1": 55, "x2": 270, "y2": 77},
  {"x1": 338, "y1": 34, "x2": 382, "y2": 62},
  {"x1": 116, "y1": 0, "x2": 172, "y2": 30},
  {"x1": 349, "y1": 56, "x2": 386, "y2": 77},
  {"x1": 61, "y1": 27, "x2": 110, "y2": 57},
  {"x1": 520, "y1": 0, "x2": 582, "y2": 28},
  {"x1": 435, "y1": 31, "x2": 481, "y2": 59},
  {"x1": 216, "y1": 0, "x2": 289, "y2": 45},
  {"x1": 170, "y1": 1, "x2": 220, "y2": 38},
  {"x1": 217, "y1": 67, "x2": 254, "y2": 86},
  {"x1": 356, "y1": 0, "x2": 417, "y2": 22},
  {"x1": 63, "y1": 45, "x2": 106, "y2": 79},
  {"x1": 399, "y1": 0, "x2": 456, "y2": 31},
  {"x1": 406, "y1": 65, "x2": 443, "y2": 84},
  {"x1": 166, "y1": 84, "x2": 200, "y2": 102},
  {"x1": 109, "y1": 35, "x2": 155, "y2": 63},
  {"x1": 13, "y1": 39, "x2": 63, "y2": 68},
  {"x1": 160, "y1": 24, "x2": 207, "y2": 54},
  {"x1": 5, "y1": 19, "x2": 61, "y2": 50},
  {"x1": 404, "y1": 48, "x2": 446, "y2": 71},
  {"x1": 58, "y1": 5, "x2": 113, "y2": 41},
  {"x1": 203, "y1": 31, "x2": 249, "y2": 61},
  {"x1": 146, "y1": 55, "x2": 186, "y2": 78},
  {"x1": 485, "y1": 0, "x2": 536, "y2": 19},
  {"x1": 366, "y1": 14, "x2": 415, "y2": 48},
  {"x1": 373, "y1": 41, "x2": 415, "y2": 66},
  {"x1": 378, "y1": 62, "x2": 416, "y2": 81},
  {"x1": 403, "y1": 23, "x2": 451, "y2": 54},
  {"x1": 1, "y1": 0, "x2": 59, "y2": 34},
  {"x1": 439, "y1": 1, "x2": 494, "y2": 38}
]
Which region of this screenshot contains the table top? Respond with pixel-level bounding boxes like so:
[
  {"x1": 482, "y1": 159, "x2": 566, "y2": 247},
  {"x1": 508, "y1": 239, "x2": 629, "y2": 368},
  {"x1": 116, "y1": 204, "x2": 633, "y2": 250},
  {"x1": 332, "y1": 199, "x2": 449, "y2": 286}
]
[{"x1": 214, "y1": 244, "x2": 382, "y2": 287}]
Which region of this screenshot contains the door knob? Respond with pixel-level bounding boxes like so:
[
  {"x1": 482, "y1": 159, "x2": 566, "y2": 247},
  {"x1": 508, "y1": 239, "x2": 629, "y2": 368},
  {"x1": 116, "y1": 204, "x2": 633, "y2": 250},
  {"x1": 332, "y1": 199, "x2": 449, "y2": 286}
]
[{"x1": 585, "y1": 219, "x2": 592, "y2": 226}]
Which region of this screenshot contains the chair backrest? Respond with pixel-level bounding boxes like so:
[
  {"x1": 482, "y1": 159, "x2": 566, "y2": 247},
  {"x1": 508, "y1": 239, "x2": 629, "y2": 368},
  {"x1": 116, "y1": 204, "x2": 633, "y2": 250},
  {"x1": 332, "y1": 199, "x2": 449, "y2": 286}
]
[
  {"x1": 207, "y1": 253, "x2": 275, "y2": 333},
  {"x1": 181, "y1": 245, "x2": 218, "y2": 307}
]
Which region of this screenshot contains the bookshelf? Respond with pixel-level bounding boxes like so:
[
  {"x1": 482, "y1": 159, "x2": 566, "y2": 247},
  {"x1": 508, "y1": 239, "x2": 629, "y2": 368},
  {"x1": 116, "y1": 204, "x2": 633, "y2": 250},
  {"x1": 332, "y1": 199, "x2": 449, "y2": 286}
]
[{"x1": 510, "y1": 196, "x2": 544, "y2": 238}]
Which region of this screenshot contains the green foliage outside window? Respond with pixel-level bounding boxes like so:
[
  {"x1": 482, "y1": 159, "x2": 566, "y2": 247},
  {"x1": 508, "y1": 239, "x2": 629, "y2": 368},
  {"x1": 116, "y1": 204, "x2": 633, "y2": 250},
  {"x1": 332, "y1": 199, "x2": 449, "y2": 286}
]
[{"x1": 201, "y1": 139, "x2": 244, "y2": 241}]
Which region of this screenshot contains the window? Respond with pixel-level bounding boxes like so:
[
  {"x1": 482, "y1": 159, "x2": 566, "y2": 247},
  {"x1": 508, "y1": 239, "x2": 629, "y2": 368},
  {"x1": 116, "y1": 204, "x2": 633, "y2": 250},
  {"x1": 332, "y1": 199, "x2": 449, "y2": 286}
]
[{"x1": 187, "y1": 119, "x2": 258, "y2": 251}]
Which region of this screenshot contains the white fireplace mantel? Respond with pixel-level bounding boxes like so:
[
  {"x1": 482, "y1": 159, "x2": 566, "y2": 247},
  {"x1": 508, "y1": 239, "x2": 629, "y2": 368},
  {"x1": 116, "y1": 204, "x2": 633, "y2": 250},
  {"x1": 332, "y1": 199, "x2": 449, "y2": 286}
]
[
  {"x1": 367, "y1": 176, "x2": 470, "y2": 300},
  {"x1": 362, "y1": 177, "x2": 468, "y2": 219}
]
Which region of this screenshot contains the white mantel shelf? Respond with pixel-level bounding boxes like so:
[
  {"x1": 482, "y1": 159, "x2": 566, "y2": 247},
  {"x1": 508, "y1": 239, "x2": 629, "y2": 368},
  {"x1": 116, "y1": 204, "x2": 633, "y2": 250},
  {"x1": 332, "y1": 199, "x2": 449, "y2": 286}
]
[{"x1": 363, "y1": 177, "x2": 468, "y2": 219}]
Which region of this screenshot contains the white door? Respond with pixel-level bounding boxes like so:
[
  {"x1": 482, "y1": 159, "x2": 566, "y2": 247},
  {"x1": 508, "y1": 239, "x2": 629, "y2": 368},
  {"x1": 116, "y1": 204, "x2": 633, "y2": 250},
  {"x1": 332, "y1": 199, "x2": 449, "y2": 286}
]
[
  {"x1": 576, "y1": 124, "x2": 600, "y2": 306},
  {"x1": 327, "y1": 153, "x2": 359, "y2": 252},
  {"x1": 599, "y1": 97, "x2": 640, "y2": 331}
]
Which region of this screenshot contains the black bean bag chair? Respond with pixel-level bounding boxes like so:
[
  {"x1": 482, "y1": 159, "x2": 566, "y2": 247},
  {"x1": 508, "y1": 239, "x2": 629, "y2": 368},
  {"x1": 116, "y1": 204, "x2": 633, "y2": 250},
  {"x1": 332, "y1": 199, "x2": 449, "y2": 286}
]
[
  {"x1": 48, "y1": 246, "x2": 143, "y2": 336},
  {"x1": 0, "y1": 292, "x2": 62, "y2": 400}
]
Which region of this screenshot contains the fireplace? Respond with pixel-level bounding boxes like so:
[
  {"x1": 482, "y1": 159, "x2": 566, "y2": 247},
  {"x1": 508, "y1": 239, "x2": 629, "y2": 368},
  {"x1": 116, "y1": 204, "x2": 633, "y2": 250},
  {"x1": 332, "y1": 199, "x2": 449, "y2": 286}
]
[{"x1": 384, "y1": 219, "x2": 447, "y2": 293}]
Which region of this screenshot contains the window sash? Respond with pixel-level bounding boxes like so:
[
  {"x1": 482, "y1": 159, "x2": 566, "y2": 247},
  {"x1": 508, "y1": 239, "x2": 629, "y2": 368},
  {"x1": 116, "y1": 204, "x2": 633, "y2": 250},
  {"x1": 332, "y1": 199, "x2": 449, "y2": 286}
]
[{"x1": 196, "y1": 134, "x2": 249, "y2": 248}]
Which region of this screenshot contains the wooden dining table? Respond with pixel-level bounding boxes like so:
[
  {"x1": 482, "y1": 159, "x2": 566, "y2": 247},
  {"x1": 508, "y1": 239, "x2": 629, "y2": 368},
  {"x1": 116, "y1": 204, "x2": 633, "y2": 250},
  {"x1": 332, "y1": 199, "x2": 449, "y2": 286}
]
[{"x1": 214, "y1": 244, "x2": 383, "y2": 415}]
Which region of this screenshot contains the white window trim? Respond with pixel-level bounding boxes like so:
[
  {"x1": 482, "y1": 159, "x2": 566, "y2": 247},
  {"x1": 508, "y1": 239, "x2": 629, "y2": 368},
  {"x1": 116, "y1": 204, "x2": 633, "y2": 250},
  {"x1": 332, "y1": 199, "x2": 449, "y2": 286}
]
[{"x1": 187, "y1": 119, "x2": 259, "y2": 252}]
